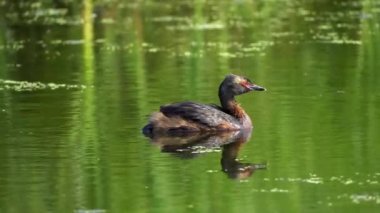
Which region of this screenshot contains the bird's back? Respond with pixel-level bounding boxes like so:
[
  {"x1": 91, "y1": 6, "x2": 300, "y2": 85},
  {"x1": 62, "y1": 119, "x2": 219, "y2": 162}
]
[{"x1": 143, "y1": 102, "x2": 242, "y2": 134}]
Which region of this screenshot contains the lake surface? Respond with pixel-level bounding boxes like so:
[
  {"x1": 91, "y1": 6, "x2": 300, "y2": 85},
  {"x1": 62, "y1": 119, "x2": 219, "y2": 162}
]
[{"x1": 1, "y1": 0, "x2": 380, "y2": 212}]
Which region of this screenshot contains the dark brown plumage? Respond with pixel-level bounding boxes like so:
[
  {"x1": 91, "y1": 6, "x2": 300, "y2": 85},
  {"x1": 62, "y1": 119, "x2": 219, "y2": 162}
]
[{"x1": 143, "y1": 74, "x2": 265, "y2": 135}]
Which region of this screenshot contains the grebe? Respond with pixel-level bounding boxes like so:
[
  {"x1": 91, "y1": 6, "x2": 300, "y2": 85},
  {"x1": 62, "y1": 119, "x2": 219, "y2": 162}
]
[{"x1": 143, "y1": 74, "x2": 265, "y2": 134}]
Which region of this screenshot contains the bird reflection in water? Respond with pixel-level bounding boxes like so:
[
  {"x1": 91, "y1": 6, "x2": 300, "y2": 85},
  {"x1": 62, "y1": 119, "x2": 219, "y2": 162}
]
[{"x1": 143, "y1": 129, "x2": 266, "y2": 180}]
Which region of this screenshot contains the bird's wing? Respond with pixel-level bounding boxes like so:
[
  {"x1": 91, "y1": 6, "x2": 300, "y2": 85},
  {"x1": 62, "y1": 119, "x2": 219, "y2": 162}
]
[{"x1": 160, "y1": 102, "x2": 241, "y2": 128}]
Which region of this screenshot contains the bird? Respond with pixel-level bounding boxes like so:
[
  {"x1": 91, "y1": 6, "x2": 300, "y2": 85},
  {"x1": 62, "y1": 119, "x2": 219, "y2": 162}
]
[{"x1": 142, "y1": 74, "x2": 265, "y2": 135}]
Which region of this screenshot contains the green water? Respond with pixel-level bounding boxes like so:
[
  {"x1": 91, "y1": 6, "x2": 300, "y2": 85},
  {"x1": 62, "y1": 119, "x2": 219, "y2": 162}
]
[{"x1": 1, "y1": 0, "x2": 380, "y2": 212}]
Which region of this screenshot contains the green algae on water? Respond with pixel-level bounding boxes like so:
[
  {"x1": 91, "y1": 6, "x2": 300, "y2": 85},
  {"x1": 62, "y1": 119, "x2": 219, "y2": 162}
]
[{"x1": 0, "y1": 79, "x2": 87, "y2": 91}]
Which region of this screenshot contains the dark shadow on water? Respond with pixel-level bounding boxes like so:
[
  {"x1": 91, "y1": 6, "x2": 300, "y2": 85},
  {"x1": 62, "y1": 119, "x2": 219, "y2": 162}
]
[{"x1": 144, "y1": 129, "x2": 266, "y2": 180}]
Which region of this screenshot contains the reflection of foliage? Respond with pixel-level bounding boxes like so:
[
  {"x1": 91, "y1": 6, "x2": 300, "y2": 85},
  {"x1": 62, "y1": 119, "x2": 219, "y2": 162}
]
[{"x1": 0, "y1": 0, "x2": 379, "y2": 212}]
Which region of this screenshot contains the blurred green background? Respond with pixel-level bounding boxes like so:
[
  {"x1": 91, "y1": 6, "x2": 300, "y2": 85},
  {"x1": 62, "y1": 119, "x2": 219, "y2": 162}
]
[{"x1": 0, "y1": 0, "x2": 379, "y2": 212}]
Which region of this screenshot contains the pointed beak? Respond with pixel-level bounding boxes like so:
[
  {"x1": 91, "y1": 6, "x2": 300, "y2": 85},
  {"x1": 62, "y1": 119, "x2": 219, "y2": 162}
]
[{"x1": 248, "y1": 84, "x2": 266, "y2": 91}]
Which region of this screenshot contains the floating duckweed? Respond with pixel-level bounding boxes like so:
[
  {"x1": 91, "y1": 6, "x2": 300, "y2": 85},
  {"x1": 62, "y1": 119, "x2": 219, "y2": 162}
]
[
  {"x1": 268, "y1": 174, "x2": 379, "y2": 186},
  {"x1": 271, "y1": 175, "x2": 324, "y2": 184},
  {"x1": 101, "y1": 18, "x2": 115, "y2": 24},
  {"x1": 191, "y1": 146, "x2": 221, "y2": 154},
  {"x1": 63, "y1": 40, "x2": 84, "y2": 45},
  {"x1": 270, "y1": 188, "x2": 290, "y2": 193},
  {"x1": 98, "y1": 40, "x2": 272, "y2": 58},
  {"x1": 4, "y1": 2, "x2": 79, "y2": 26},
  {"x1": 0, "y1": 79, "x2": 87, "y2": 92},
  {"x1": 219, "y1": 52, "x2": 238, "y2": 58},
  {"x1": 251, "y1": 188, "x2": 290, "y2": 193},
  {"x1": 95, "y1": 39, "x2": 105, "y2": 44},
  {"x1": 318, "y1": 24, "x2": 333, "y2": 30},
  {"x1": 304, "y1": 177, "x2": 324, "y2": 184},
  {"x1": 43, "y1": 39, "x2": 85, "y2": 45},
  {"x1": 350, "y1": 194, "x2": 380, "y2": 204},
  {"x1": 366, "y1": 180, "x2": 378, "y2": 184},
  {"x1": 271, "y1": 32, "x2": 304, "y2": 38},
  {"x1": 50, "y1": 40, "x2": 63, "y2": 44},
  {"x1": 241, "y1": 41, "x2": 274, "y2": 53},
  {"x1": 166, "y1": 22, "x2": 224, "y2": 31},
  {"x1": 171, "y1": 145, "x2": 222, "y2": 154},
  {"x1": 0, "y1": 42, "x2": 25, "y2": 51},
  {"x1": 147, "y1": 48, "x2": 159, "y2": 53},
  {"x1": 151, "y1": 16, "x2": 190, "y2": 23},
  {"x1": 343, "y1": 179, "x2": 354, "y2": 185}
]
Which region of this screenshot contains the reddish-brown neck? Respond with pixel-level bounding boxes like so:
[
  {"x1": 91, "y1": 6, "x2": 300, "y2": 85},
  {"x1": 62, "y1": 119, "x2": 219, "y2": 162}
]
[
  {"x1": 225, "y1": 100, "x2": 246, "y2": 119},
  {"x1": 219, "y1": 83, "x2": 252, "y2": 127},
  {"x1": 221, "y1": 98, "x2": 252, "y2": 128}
]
